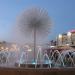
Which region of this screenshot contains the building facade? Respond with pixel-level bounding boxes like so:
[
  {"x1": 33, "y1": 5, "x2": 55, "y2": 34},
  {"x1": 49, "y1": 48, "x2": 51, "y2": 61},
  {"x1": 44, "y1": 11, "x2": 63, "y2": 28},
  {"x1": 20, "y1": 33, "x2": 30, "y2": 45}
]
[{"x1": 57, "y1": 30, "x2": 75, "y2": 46}]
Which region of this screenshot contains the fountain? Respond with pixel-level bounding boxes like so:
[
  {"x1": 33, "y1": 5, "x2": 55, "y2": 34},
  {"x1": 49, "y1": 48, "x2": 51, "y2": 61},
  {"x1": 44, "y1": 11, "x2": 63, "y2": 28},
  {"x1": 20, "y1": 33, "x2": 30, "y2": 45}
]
[
  {"x1": 0, "y1": 46, "x2": 75, "y2": 68},
  {"x1": 0, "y1": 50, "x2": 10, "y2": 67},
  {"x1": 16, "y1": 7, "x2": 52, "y2": 65},
  {"x1": 17, "y1": 45, "x2": 29, "y2": 67},
  {"x1": 43, "y1": 51, "x2": 52, "y2": 68},
  {"x1": 0, "y1": 51, "x2": 6, "y2": 65},
  {"x1": 50, "y1": 50, "x2": 64, "y2": 68},
  {"x1": 35, "y1": 46, "x2": 52, "y2": 68},
  {"x1": 62, "y1": 50, "x2": 75, "y2": 67},
  {"x1": 18, "y1": 51, "x2": 27, "y2": 67},
  {"x1": 35, "y1": 46, "x2": 43, "y2": 68}
]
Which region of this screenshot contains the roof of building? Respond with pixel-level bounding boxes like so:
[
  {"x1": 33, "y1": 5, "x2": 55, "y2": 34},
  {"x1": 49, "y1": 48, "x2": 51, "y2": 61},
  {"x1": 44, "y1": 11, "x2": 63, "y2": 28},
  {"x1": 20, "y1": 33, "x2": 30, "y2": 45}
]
[{"x1": 69, "y1": 30, "x2": 75, "y2": 33}]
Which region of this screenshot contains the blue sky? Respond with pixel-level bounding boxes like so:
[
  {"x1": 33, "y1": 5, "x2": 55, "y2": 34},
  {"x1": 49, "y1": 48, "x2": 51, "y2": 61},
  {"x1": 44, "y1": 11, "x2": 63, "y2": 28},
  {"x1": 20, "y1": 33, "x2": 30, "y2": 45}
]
[{"x1": 0, "y1": 0, "x2": 75, "y2": 42}]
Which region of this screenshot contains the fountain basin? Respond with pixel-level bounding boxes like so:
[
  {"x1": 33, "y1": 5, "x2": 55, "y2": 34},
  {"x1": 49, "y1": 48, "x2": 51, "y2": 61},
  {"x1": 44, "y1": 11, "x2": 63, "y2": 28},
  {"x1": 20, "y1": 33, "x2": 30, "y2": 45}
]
[{"x1": 15, "y1": 63, "x2": 50, "y2": 68}]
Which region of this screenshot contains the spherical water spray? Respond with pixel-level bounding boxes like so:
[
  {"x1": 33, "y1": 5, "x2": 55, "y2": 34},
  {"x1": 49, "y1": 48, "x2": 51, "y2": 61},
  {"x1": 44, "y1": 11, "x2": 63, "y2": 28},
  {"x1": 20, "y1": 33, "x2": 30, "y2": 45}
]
[{"x1": 16, "y1": 7, "x2": 52, "y2": 64}]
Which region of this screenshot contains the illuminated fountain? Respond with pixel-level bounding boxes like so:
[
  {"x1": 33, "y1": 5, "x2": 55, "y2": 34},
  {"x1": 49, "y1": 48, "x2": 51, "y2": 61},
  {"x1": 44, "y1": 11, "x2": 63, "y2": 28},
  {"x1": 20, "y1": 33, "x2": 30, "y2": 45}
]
[
  {"x1": 18, "y1": 45, "x2": 28, "y2": 67},
  {"x1": 19, "y1": 50, "x2": 27, "y2": 67},
  {"x1": 61, "y1": 50, "x2": 75, "y2": 67},
  {"x1": 50, "y1": 50, "x2": 64, "y2": 68},
  {"x1": 0, "y1": 46, "x2": 10, "y2": 67},
  {"x1": 0, "y1": 43, "x2": 75, "y2": 68},
  {"x1": 35, "y1": 46, "x2": 43, "y2": 68},
  {"x1": 0, "y1": 44, "x2": 19, "y2": 67},
  {"x1": 0, "y1": 50, "x2": 8, "y2": 67},
  {"x1": 34, "y1": 46, "x2": 52, "y2": 68},
  {"x1": 16, "y1": 7, "x2": 52, "y2": 65},
  {"x1": 1, "y1": 7, "x2": 75, "y2": 68},
  {"x1": 43, "y1": 51, "x2": 52, "y2": 68},
  {"x1": 18, "y1": 45, "x2": 33, "y2": 67}
]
